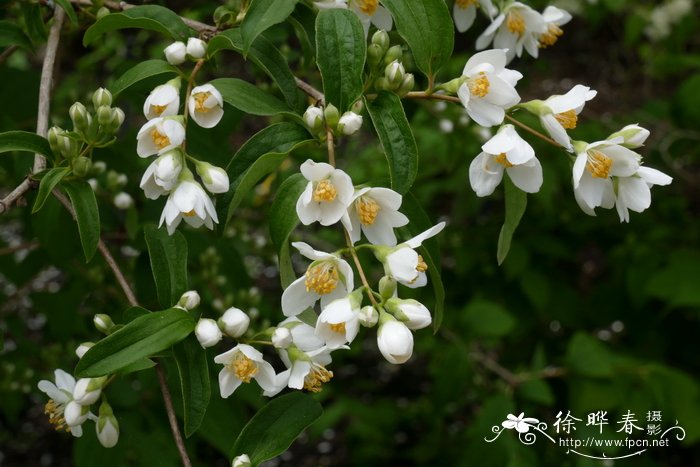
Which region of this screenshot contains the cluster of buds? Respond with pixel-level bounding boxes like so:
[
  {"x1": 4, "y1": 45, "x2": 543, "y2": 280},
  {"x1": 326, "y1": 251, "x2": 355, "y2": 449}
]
[
  {"x1": 83, "y1": 162, "x2": 134, "y2": 210},
  {"x1": 366, "y1": 30, "x2": 414, "y2": 96},
  {"x1": 138, "y1": 40, "x2": 230, "y2": 235},
  {"x1": 47, "y1": 88, "x2": 124, "y2": 177},
  {"x1": 303, "y1": 103, "x2": 363, "y2": 137}
]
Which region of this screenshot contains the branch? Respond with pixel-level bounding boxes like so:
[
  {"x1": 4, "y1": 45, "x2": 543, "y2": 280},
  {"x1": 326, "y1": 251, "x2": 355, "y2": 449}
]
[
  {"x1": 295, "y1": 77, "x2": 325, "y2": 104},
  {"x1": 0, "y1": 7, "x2": 65, "y2": 215},
  {"x1": 157, "y1": 365, "x2": 193, "y2": 467}
]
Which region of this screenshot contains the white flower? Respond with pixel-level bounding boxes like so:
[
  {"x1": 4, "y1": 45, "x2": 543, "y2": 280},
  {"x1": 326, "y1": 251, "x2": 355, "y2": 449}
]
[
  {"x1": 219, "y1": 307, "x2": 250, "y2": 338},
  {"x1": 195, "y1": 318, "x2": 223, "y2": 348},
  {"x1": 350, "y1": 0, "x2": 393, "y2": 36},
  {"x1": 143, "y1": 81, "x2": 180, "y2": 120},
  {"x1": 385, "y1": 60, "x2": 405, "y2": 83},
  {"x1": 314, "y1": 0, "x2": 348, "y2": 9},
  {"x1": 386, "y1": 298, "x2": 432, "y2": 330},
  {"x1": 303, "y1": 105, "x2": 325, "y2": 130},
  {"x1": 113, "y1": 192, "x2": 133, "y2": 210},
  {"x1": 608, "y1": 124, "x2": 650, "y2": 149},
  {"x1": 188, "y1": 83, "x2": 224, "y2": 128},
  {"x1": 64, "y1": 400, "x2": 89, "y2": 427},
  {"x1": 457, "y1": 49, "x2": 522, "y2": 127},
  {"x1": 159, "y1": 179, "x2": 219, "y2": 235},
  {"x1": 536, "y1": 6, "x2": 572, "y2": 50},
  {"x1": 476, "y1": 2, "x2": 546, "y2": 62},
  {"x1": 469, "y1": 124, "x2": 542, "y2": 196},
  {"x1": 153, "y1": 150, "x2": 183, "y2": 190},
  {"x1": 214, "y1": 344, "x2": 278, "y2": 398},
  {"x1": 282, "y1": 242, "x2": 354, "y2": 316},
  {"x1": 38, "y1": 369, "x2": 84, "y2": 437},
  {"x1": 315, "y1": 295, "x2": 361, "y2": 349},
  {"x1": 453, "y1": 0, "x2": 496, "y2": 33},
  {"x1": 232, "y1": 454, "x2": 251, "y2": 467},
  {"x1": 377, "y1": 318, "x2": 413, "y2": 364},
  {"x1": 96, "y1": 402, "x2": 119, "y2": 448},
  {"x1": 279, "y1": 316, "x2": 326, "y2": 352},
  {"x1": 358, "y1": 305, "x2": 379, "y2": 327},
  {"x1": 186, "y1": 37, "x2": 207, "y2": 59},
  {"x1": 382, "y1": 222, "x2": 445, "y2": 288},
  {"x1": 502, "y1": 413, "x2": 539, "y2": 433},
  {"x1": 538, "y1": 85, "x2": 597, "y2": 150},
  {"x1": 136, "y1": 117, "x2": 185, "y2": 158},
  {"x1": 177, "y1": 290, "x2": 201, "y2": 310},
  {"x1": 164, "y1": 41, "x2": 187, "y2": 65},
  {"x1": 338, "y1": 111, "x2": 363, "y2": 135},
  {"x1": 282, "y1": 346, "x2": 337, "y2": 393},
  {"x1": 272, "y1": 327, "x2": 293, "y2": 349},
  {"x1": 72, "y1": 377, "x2": 104, "y2": 406},
  {"x1": 296, "y1": 160, "x2": 354, "y2": 226},
  {"x1": 614, "y1": 166, "x2": 672, "y2": 222},
  {"x1": 140, "y1": 162, "x2": 169, "y2": 200},
  {"x1": 341, "y1": 187, "x2": 409, "y2": 246},
  {"x1": 196, "y1": 161, "x2": 229, "y2": 194}
]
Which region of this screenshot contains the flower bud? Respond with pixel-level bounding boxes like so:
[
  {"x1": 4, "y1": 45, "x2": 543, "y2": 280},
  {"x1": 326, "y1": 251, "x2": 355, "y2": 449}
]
[
  {"x1": 177, "y1": 290, "x2": 200, "y2": 310},
  {"x1": 218, "y1": 307, "x2": 250, "y2": 338},
  {"x1": 92, "y1": 161, "x2": 107, "y2": 174},
  {"x1": 383, "y1": 45, "x2": 402, "y2": 65},
  {"x1": 186, "y1": 37, "x2": 207, "y2": 59},
  {"x1": 378, "y1": 276, "x2": 396, "y2": 301},
  {"x1": 94, "y1": 314, "x2": 114, "y2": 334},
  {"x1": 385, "y1": 60, "x2": 405, "y2": 87},
  {"x1": 69, "y1": 102, "x2": 90, "y2": 133},
  {"x1": 96, "y1": 105, "x2": 113, "y2": 126},
  {"x1": 164, "y1": 41, "x2": 187, "y2": 65},
  {"x1": 64, "y1": 400, "x2": 89, "y2": 426},
  {"x1": 358, "y1": 305, "x2": 379, "y2": 327},
  {"x1": 109, "y1": 108, "x2": 125, "y2": 131},
  {"x1": 324, "y1": 103, "x2": 340, "y2": 129},
  {"x1": 195, "y1": 161, "x2": 230, "y2": 194},
  {"x1": 377, "y1": 314, "x2": 413, "y2": 364},
  {"x1": 113, "y1": 192, "x2": 133, "y2": 210},
  {"x1": 385, "y1": 298, "x2": 432, "y2": 330},
  {"x1": 397, "y1": 73, "x2": 415, "y2": 97},
  {"x1": 96, "y1": 6, "x2": 110, "y2": 19},
  {"x1": 609, "y1": 124, "x2": 650, "y2": 149},
  {"x1": 72, "y1": 156, "x2": 92, "y2": 178},
  {"x1": 232, "y1": 454, "x2": 251, "y2": 467},
  {"x1": 371, "y1": 30, "x2": 390, "y2": 54},
  {"x1": 57, "y1": 134, "x2": 78, "y2": 159},
  {"x1": 195, "y1": 318, "x2": 223, "y2": 348},
  {"x1": 337, "y1": 111, "x2": 363, "y2": 136},
  {"x1": 87, "y1": 178, "x2": 99, "y2": 191},
  {"x1": 367, "y1": 43, "x2": 384, "y2": 69},
  {"x1": 92, "y1": 88, "x2": 113, "y2": 108},
  {"x1": 303, "y1": 105, "x2": 325, "y2": 132},
  {"x1": 271, "y1": 327, "x2": 292, "y2": 348},
  {"x1": 96, "y1": 401, "x2": 119, "y2": 448},
  {"x1": 76, "y1": 342, "x2": 94, "y2": 359},
  {"x1": 73, "y1": 376, "x2": 107, "y2": 406},
  {"x1": 374, "y1": 77, "x2": 389, "y2": 91}
]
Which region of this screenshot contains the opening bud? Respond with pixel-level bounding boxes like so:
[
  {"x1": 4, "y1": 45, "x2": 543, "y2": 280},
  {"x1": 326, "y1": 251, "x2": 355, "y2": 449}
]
[
  {"x1": 96, "y1": 401, "x2": 119, "y2": 448},
  {"x1": 92, "y1": 88, "x2": 113, "y2": 108},
  {"x1": 385, "y1": 298, "x2": 432, "y2": 330},
  {"x1": 177, "y1": 290, "x2": 200, "y2": 310},
  {"x1": 377, "y1": 312, "x2": 414, "y2": 364},
  {"x1": 186, "y1": 37, "x2": 208, "y2": 59},
  {"x1": 47, "y1": 126, "x2": 63, "y2": 155},
  {"x1": 337, "y1": 111, "x2": 363, "y2": 136},
  {"x1": 358, "y1": 305, "x2": 379, "y2": 327},
  {"x1": 164, "y1": 41, "x2": 187, "y2": 65},
  {"x1": 378, "y1": 276, "x2": 396, "y2": 301},
  {"x1": 195, "y1": 318, "x2": 223, "y2": 348},
  {"x1": 397, "y1": 73, "x2": 415, "y2": 97},
  {"x1": 218, "y1": 307, "x2": 250, "y2": 338},
  {"x1": 69, "y1": 102, "x2": 90, "y2": 134},
  {"x1": 96, "y1": 6, "x2": 110, "y2": 19},
  {"x1": 371, "y1": 30, "x2": 390, "y2": 54},
  {"x1": 384, "y1": 60, "x2": 405, "y2": 87},
  {"x1": 73, "y1": 376, "x2": 107, "y2": 405},
  {"x1": 113, "y1": 192, "x2": 134, "y2": 210},
  {"x1": 608, "y1": 124, "x2": 650, "y2": 149},
  {"x1": 76, "y1": 342, "x2": 94, "y2": 359},
  {"x1": 195, "y1": 161, "x2": 230, "y2": 194},
  {"x1": 303, "y1": 105, "x2": 325, "y2": 132},
  {"x1": 94, "y1": 314, "x2": 115, "y2": 334},
  {"x1": 272, "y1": 327, "x2": 293, "y2": 348},
  {"x1": 232, "y1": 454, "x2": 251, "y2": 467}
]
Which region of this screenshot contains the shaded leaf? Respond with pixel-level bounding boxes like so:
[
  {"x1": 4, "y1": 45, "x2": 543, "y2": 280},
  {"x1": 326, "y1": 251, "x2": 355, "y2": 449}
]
[
  {"x1": 209, "y1": 78, "x2": 290, "y2": 116},
  {"x1": 269, "y1": 173, "x2": 308, "y2": 288},
  {"x1": 110, "y1": 59, "x2": 179, "y2": 97},
  {"x1": 83, "y1": 5, "x2": 192, "y2": 46},
  {"x1": 32, "y1": 167, "x2": 70, "y2": 213},
  {"x1": 173, "y1": 335, "x2": 211, "y2": 438},
  {"x1": 144, "y1": 225, "x2": 189, "y2": 308},
  {"x1": 62, "y1": 181, "x2": 100, "y2": 262},
  {"x1": 241, "y1": 0, "x2": 300, "y2": 54},
  {"x1": 497, "y1": 176, "x2": 527, "y2": 265},
  {"x1": 0, "y1": 20, "x2": 33, "y2": 50},
  {"x1": 0, "y1": 131, "x2": 54, "y2": 158}
]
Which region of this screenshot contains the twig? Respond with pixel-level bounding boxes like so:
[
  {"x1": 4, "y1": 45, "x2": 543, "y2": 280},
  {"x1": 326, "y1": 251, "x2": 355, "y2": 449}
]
[
  {"x1": 0, "y1": 241, "x2": 40, "y2": 256},
  {"x1": 325, "y1": 127, "x2": 335, "y2": 167},
  {"x1": 505, "y1": 114, "x2": 561, "y2": 148},
  {"x1": 157, "y1": 365, "x2": 193, "y2": 467},
  {"x1": 468, "y1": 348, "x2": 520, "y2": 387},
  {"x1": 0, "y1": 7, "x2": 65, "y2": 215},
  {"x1": 0, "y1": 45, "x2": 18, "y2": 65},
  {"x1": 345, "y1": 230, "x2": 380, "y2": 309},
  {"x1": 295, "y1": 77, "x2": 324, "y2": 104}
]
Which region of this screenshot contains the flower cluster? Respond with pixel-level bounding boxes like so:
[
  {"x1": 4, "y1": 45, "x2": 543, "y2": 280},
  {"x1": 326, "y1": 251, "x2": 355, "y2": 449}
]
[{"x1": 138, "y1": 40, "x2": 230, "y2": 235}]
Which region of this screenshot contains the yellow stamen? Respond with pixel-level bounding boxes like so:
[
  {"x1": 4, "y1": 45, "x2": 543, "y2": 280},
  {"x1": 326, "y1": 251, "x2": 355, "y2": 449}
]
[
  {"x1": 356, "y1": 196, "x2": 380, "y2": 226},
  {"x1": 467, "y1": 72, "x2": 490, "y2": 98},
  {"x1": 495, "y1": 153, "x2": 514, "y2": 168},
  {"x1": 456, "y1": 0, "x2": 479, "y2": 8},
  {"x1": 329, "y1": 322, "x2": 346, "y2": 334},
  {"x1": 150, "y1": 128, "x2": 170, "y2": 149},
  {"x1": 539, "y1": 23, "x2": 563, "y2": 48},
  {"x1": 305, "y1": 262, "x2": 339, "y2": 295},
  {"x1": 416, "y1": 255, "x2": 428, "y2": 273},
  {"x1": 356, "y1": 0, "x2": 378, "y2": 15},
  {"x1": 182, "y1": 209, "x2": 197, "y2": 217},
  {"x1": 586, "y1": 150, "x2": 613, "y2": 179},
  {"x1": 303, "y1": 365, "x2": 333, "y2": 393},
  {"x1": 151, "y1": 104, "x2": 169, "y2": 116},
  {"x1": 44, "y1": 400, "x2": 71, "y2": 433},
  {"x1": 194, "y1": 91, "x2": 213, "y2": 113},
  {"x1": 506, "y1": 10, "x2": 526, "y2": 36},
  {"x1": 555, "y1": 110, "x2": 578, "y2": 129},
  {"x1": 228, "y1": 353, "x2": 258, "y2": 383},
  {"x1": 312, "y1": 179, "x2": 337, "y2": 203}
]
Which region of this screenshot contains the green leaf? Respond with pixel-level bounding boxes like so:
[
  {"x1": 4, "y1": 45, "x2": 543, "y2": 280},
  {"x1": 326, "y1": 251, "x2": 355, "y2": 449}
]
[
  {"x1": 0, "y1": 20, "x2": 33, "y2": 50},
  {"x1": 209, "y1": 78, "x2": 290, "y2": 116},
  {"x1": 269, "y1": 173, "x2": 308, "y2": 288},
  {"x1": 21, "y1": 3, "x2": 47, "y2": 44},
  {"x1": 230, "y1": 392, "x2": 323, "y2": 465},
  {"x1": 0, "y1": 131, "x2": 54, "y2": 158},
  {"x1": 54, "y1": 0, "x2": 79, "y2": 26},
  {"x1": 566, "y1": 332, "x2": 615, "y2": 378},
  {"x1": 117, "y1": 358, "x2": 156, "y2": 375},
  {"x1": 173, "y1": 335, "x2": 210, "y2": 438},
  {"x1": 365, "y1": 92, "x2": 419, "y2": 195},
  {"x1": 399, "y1": 193, "x2": 444, "y2": 331},
  {"x1": 110, "y1": 59, "x2": 179, "y2": 97},
  {"x1": 315, "y1": 9, "x2": 366, "y2": 111},
  {"x1": 240, "y1": 0, "x2": 300, "y2": 54},
  {"x1": 497, "y1": 176, "x2": 527, "y2": 265},
  {"x1": 381, "y1": 0, "x2": 454, "y2": 80},
  {"x1": 208, "y1": 29, "x2": 304, "y2": 111},
  {"x1": 83, "y1": 5, "x2": 192, "y2": 46},
  {"x1": 75, "y1": 308, "x2": 195, "y2": 377},
  {"x1": 144, "y1": 225, "x2": 189, "y2": 308},
  {"x1": 32, "y1": 167, "x2": 70, "y2": 213},
  {"x1": 217, "y1": 122, "x2": 313, "y2": 226},
  {"x1": 62, "y1": 181, "x2": 100, "y2": 262},
  {"x1": 462, "y1": 299, "x2": 515, "y2": 337}
]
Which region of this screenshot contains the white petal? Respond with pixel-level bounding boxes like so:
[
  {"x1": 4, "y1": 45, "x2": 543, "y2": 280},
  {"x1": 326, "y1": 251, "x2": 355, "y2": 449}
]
[
  {"x1": 288, "y1": 361, "x2": 311, "y2": 389},
  {"x1": 506, "y1": 158, "x2": 543, "y2": 193},
  {"x1": 282, "y1": 276, "x2": 318, "y2": 316},
  {"x1": 618, "y1": 177, "x2": 651, "y2": 213},
  {"x1": 300, "y1": 160, "x2": 334, "y2": 181},
  {"x1": 371, "y1": 6, "x2": 393, "y2": 31},
  {"x1": 464, "y1": 48, "x2": 507, "y2": 76},
  {"x1": 541, "y1": 114, "x2": 572, "y2": 150},
  {"x1": 453, "y1": 4, "x2": 476, "y2": 33},
  {"x1": 467, "y1": 99, "x2": 505, "y2": 127},
  {"x1": 482, "y1": 127, "x2": 516, "y2": 155},
  {"x1": 637, "y1": 166, "x2": 672, "y2": 186},
  {"x1": 469, "y1": 152, "x2": 504, "y2": 197},
  {"x1": 218, "y1": 368, "x2": 243, "y2": 398}
]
